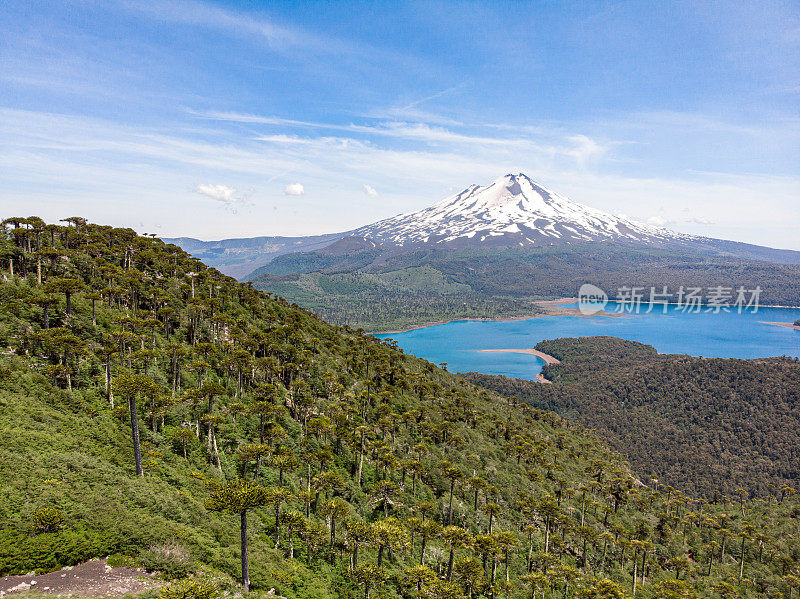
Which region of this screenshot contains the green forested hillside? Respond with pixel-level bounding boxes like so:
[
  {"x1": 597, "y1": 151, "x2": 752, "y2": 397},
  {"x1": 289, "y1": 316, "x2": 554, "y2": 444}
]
[
  {"x1": 256, "y1": 267, "x2": 543, "y2": 332},
  {"x1": 465, "y1": 337, "x2": 800, "y2": 498},
  {"x1": 250, "y1": 244, "x2": 800, "y2": 330},
  {"x1": 1, "y1": 217, "x2": 800, "y2": 599}
]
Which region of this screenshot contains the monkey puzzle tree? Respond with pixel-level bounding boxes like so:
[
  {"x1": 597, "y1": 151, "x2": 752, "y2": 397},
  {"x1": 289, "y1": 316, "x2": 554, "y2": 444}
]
[
  {"x1": 43, "y1": 277, "x2": 84, "y2": 321},
  {"x1": 418, "y1": 519, "x2": 442, "y2": 566},
  {"x1": 267, "y1": 486, "x2": 294, "y2": 550},
  {"x1": 439, "y1": 460, "x2": 464, "y2": 526},
  {"x1": 440, "y1": 525, "x2": 473, "y2": 581},
  {"x1": 30, "y1": 291, "x2": 58, "y2": 329},
  {"x1": 576, "y1": 578, "x2": 626, "y2": 599},
  {"x1": 403, "y1": 564, "x2": 437, "y2": 595},
  {"x1": 344, "y1": 517, "x2": 372, "y2": 568},
  {"x1": 320, "y1": 497, "x2": 351, "y2": 552},
  {"x1": 350, "y1": 563, "x2": 386, "y2": 599},
  {"x1": 371, "y1": 517, "x2": 407, "y2": 567},
  {"x1": 115, "y1": 373, "x2": 162, "y2": 476},
  {"x1": 36, "y1": 327, "x2": 84, "y2": 390},
  {"x1": 173, "y1": 427, "x2": 195, "y2": 459},
  {"x1": 205, "y1": 478, "x2": 269, "y2": 592}
]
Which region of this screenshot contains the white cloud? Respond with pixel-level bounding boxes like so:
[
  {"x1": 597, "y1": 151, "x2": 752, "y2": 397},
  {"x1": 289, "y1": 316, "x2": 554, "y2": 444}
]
[
  {"x1": 284, "y1": 182, "x2": 305, "y2": 196},
  {"x1": 196, "y1": 183, "x2": 238, "y2": 204},
  {"x1": 363, "y1": 184, "x2": 379, "y2": 198},
  {"x1": 647, "y1": 215, "x2": 668, "y2": 226}
]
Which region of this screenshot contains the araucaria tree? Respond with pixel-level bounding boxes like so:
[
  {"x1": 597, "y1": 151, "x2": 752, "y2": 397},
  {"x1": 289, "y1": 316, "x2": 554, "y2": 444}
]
[
  {"x1": 114, "y1": 373, "x2": 162, "y2": 477},
  {"x1": 205, "y1": 479, "x2": 268, "y2": 592}
]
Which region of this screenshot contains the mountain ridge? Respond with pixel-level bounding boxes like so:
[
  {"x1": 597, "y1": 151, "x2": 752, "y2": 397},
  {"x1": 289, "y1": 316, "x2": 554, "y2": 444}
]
[
  {"x1": 166, "y1": 173, "x2": 800, "y2": 280},
  {"x1": 350, "y1": 173, "x2": 687, "y2": 248}
]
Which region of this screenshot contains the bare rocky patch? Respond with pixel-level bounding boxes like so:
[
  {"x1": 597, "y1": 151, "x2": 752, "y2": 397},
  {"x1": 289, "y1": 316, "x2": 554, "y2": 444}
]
[{"x1": 0, "y1": 559, "x2": 159, "y2": 598}]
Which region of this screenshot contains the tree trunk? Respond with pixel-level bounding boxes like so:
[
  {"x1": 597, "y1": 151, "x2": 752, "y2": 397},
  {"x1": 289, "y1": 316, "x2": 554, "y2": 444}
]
[
  {"x1": 129, "y1": 396, "x2": 143, "y2": 476},
  {"x1": 490, "y1": 557, "x2": 497, "y2": 599},
  {"x1": 600, "y1": 540, "x2": 607, "y2": 572},
  {"x1": 274, "y1": 503, "x2": 281, "y2": 550},
  {"x1": 240, "y1": 509, "x2": 250, "y2": 592},
  {"x1": 544, "y1": 521, "x2": 550, "y2": 554},
  {"x1": 106, "y1": 359, "x2": 113, "y2": 407},
  {"x1": 212, "y1": 430, "x2": 222, "y2": 471},
  {"x1": 357, "y1": 437, "x2": 364, "y2": 487},
  {"x1": 641, "y1": 551, "x2": 647, "y2": 586},
  {"x1": 448, "y1": 480, "x2": 455, "y2": 525},
  {"x1": 447, "y1": 548, "x2": 454, "y2": 580},
  {"x1": 739, "y1": 537, "x2": 746, "y2": 582}
]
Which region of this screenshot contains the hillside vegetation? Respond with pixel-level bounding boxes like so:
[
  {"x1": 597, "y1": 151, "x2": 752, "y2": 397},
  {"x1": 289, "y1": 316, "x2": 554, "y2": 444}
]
[
  {"x1": 465, "y1": 337, "x2": 800, "y2": 498},
  {"x1": 260, "y1": 268, "x2": 542, "y2": 331},
  {"x1": 250, "y1": 243, "x2": 800, "y2": 330},
  {"x1": 1, "y1": 217, "x2": 800, "y2": 599}
]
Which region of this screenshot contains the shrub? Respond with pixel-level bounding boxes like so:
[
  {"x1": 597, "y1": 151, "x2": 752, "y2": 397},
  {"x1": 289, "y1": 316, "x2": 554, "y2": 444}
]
[
  {"x1": 138, "y1": 542, "x2": 195, "y2": 580},
  {"x1": 157, "y1": 578, "x2": 218, "y2": 599},
  {"x1": 31, "y1": 508, "x2": 64, "y2": 533},
  {"x1": 0, "y1": 528, "x2": 120, "y2": 576}
]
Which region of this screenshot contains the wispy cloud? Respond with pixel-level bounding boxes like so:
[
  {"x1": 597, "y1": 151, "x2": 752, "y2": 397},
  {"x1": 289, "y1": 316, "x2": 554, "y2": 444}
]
[
  {"x1": 363, "y1": 184, "x2": 379, "y2": 198},
  {"x1": 192, "y1": 109, "x2": 598, "y2": 154},
  {"x1": 119, "y1": 0, "x2": 334, "y2": 54},
  {"x1": 2, "y1": 107, "x2": 798, "y2": 247}
]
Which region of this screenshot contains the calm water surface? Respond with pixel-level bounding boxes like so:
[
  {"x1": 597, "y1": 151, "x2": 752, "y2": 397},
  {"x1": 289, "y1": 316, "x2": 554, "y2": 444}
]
[{"x1": 375, "y1": 303, "x2": 800, "y2": 379}]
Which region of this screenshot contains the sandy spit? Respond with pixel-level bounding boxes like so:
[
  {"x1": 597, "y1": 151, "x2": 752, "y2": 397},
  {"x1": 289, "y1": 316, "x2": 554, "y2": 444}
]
[{"x1": 759, "y1": 321, "x2": 800, "y2": 331}]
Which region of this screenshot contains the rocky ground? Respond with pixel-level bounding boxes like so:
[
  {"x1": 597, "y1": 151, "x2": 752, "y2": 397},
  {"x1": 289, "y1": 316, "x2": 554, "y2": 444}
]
[{"x1": 0, "y1": 559, "x2": 158, "y2": 597}]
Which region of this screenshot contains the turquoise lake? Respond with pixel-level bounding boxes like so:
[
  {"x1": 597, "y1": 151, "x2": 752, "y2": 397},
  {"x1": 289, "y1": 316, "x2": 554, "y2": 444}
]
[{"x1": 374, "y1": 303, "x2": 800, "y2": 379}]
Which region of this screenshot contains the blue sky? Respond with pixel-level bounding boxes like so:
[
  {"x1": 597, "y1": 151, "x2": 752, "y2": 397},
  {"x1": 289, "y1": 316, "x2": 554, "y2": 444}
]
[{"x1": 1, "y1": 1, "x2": 799, "y2": 248}]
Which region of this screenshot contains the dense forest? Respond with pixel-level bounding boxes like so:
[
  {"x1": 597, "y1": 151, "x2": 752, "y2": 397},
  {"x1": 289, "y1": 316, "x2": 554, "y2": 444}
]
[
  {"x1": 465, "y1": 337, "x2": 800, "y2": 498},
  {"x1": 2, "y1": 218, "x2": 800, "y2": 599},
  {"x1": 255, "y1": 265, "x2": 543, "y2": 332},
  {"x1": 250, "y1": 243, "x2": 800, "y2": 330}
]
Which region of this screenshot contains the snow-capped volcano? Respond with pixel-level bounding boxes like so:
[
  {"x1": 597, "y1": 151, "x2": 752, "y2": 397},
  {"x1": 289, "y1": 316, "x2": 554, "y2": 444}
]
[{"x1": 352, "y1": 173, "x2": 688, "y2": 248}]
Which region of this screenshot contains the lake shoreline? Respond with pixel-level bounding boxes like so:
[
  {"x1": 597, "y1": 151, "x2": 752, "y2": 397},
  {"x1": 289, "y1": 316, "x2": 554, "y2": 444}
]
[
  {"x1": 372, "y1": 299, "x2": 800, "y2": 335},
  {"x1": 477, "y1": 348, "x2": 561, "y2": 384},
  {"x1": 477, "y1": 347, "x2": 562, "y2": 365},
  {"x1": 371, "y1": 297, "x2": 583, "y2": 335}
]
